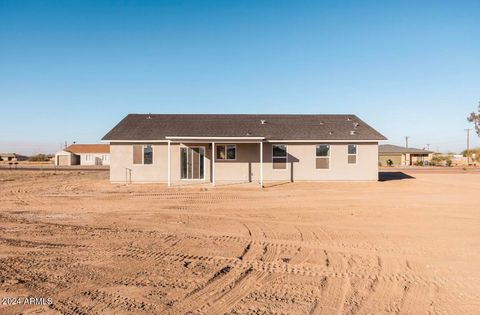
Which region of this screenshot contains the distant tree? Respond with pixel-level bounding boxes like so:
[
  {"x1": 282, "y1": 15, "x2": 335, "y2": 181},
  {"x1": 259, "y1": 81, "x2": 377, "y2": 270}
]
[
  {"x1": 28, "y1": 154, "x2": 49, "y2": 162},
  {"x1": 462, "y1": 148, "x2": 480, "y2": 162},
  {"x1": 467, "y1": 102, "x2": 480, "y2": 136}
]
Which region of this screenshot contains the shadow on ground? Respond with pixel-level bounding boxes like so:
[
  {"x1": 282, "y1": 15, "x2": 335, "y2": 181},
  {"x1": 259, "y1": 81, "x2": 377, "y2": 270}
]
[{"x1": 379, "y1": 172, "x2": 415, "y2": 182}]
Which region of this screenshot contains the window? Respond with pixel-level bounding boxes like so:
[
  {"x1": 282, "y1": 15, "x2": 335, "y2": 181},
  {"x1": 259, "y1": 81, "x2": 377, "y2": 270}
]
[
  {"x1": 272, "y1": 144, "x2": 287, "y2": 169},
  {"x1": 86, "y1": 154, "x2": 92, "y2": 161},
  {"x1": 143, "y1": 145, "x2": 153, "y2": 164},
  {"x1": 348, "y1": 144, "x2": 357, "y2": 164},
  {"x1": 316, "y1": 144, "x2": 330, "y2": 169},
  {"x1": 102, "y1": 155, "x2": 108, "y2": 161},
  {"x1": 133, "y1": 145, "x2": 153, "y2": 165},
  {"x1": 216, "y1": 144, "x2": 236, "y2": 160}
]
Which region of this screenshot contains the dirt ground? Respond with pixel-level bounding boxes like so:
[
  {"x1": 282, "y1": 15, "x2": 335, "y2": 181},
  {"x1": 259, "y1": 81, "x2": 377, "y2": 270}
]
[{"x1": 0, "y1": 170, "x2": 479, "y2": 314}]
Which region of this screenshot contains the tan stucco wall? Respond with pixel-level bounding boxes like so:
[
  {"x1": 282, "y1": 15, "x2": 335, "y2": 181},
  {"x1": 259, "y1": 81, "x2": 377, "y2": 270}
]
[
  {"x1": 110, "y1": 142, "x2": 379, "y2": 183},
  {"x1": 80, "y1": 153, "x2": 111, "y2": 166},
  {"x1": 379, "y1": 153, "x2": 432, "y2": 166},
  {"x1": 379, "y1": 154, "x2": 402, "y2": 166},
  {"x1": 55, "y1": 151, "x2": 73, "y2": 166}
]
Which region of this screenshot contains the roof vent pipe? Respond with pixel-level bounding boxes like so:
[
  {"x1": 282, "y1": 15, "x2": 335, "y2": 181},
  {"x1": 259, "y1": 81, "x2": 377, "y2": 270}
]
[
  {"x1": 147, "y1": 113, "x2": 152, "y2": 119},
  {"x1": 260, "y1": 120, "x2": 267, "y2": 125}
]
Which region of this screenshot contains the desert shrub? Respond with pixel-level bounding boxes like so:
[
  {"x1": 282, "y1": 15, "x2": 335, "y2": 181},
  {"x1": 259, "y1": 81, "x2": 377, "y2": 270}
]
[
  {"x1": 462, "y1": 147, "x2": 480, "y2": 162},
  {"x1": 415, "y1": 161, "x2": 424, "y2": 166},
  {"x1": 28, "y1": 154, "x2": 49, "y2": 162},
  {"x1": 431, "y1": 154, "x2": 445, "y2": 166},
  {"x1": 446, "y1": 159, "x2": 452, "y2": 167}
]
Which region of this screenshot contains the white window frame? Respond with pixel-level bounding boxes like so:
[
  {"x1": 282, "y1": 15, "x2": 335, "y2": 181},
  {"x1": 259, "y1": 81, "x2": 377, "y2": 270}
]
[
  {"x1": 142, "y1": 144, "x2": 154, "y2": 165},
  {"x1": 272, "y1": 144, "x2": 288, "y2": 170},
  {"x1": 180, "y1": 146, "x2": 206, "y2": 180},
  {"x1": 85, "y1": 154, "x2": 92, "y2": 161},
  {"x1": 315, "y1": 144, "x2": 331, "y2": 170},
  {"x1": 347, "y1": 144, "x2": 358, "y2": 165},
  {"x1": 133, "y1": 144, "x2": 154, "y2": 165},
  {"x1": 215, "y1": 144, "x2": 237, "y2": 161}
]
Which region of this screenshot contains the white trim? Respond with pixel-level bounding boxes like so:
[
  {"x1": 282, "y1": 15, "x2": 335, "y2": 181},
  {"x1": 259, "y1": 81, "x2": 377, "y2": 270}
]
[
  {"x1": 166, "y1": 136, "x2": 265, "y2": 140},
  {"x1": 315, "y1": 144, "x2": 331, "y2": 170},
  {"x1": 212, "y1": 142, "x2": 215, "y2": 186},
  {"x1": 104, "y1": 140, "x2": 168, "y2": 143},
  {"x1": 105, "y1": 139, "x2": 379, "y2": 143},
  {"x1": 215, "y1": 144, "x2": 237, "y2": 161},
  {"x1": 167, "y1": 140, "x2": 171, "y2": 186},
  {"x1": 260, "y1": 141, "x2": 263, "y2": 187},
  {"x1": 266, "y1": 139, "x2": 379, "y2": 143},
  {"x1": 272, "y1": 144, "x2": 288, "y2": 170}
]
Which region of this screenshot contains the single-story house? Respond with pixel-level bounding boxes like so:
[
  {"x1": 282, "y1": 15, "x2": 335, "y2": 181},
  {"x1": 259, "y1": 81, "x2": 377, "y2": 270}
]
[
  {"x1": 379, "y1": 144, "x2": 433, "y2": 166},
  {"x1": 0, "y1": 153, "x2": 28, "y2": 162},
  {"x1": 102, "y1": 114, "x2": 386, "y2": 186},
  {"x1": 54, "y1": 144, "x2": 110, "y2": 166}
]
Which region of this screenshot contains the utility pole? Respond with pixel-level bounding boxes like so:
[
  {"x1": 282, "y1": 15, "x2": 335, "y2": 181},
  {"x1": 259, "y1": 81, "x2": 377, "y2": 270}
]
[
  {"x1": 426, "y1": 144, "x2": 431, "y2": 151},
  {"x1": 405, "y1": 136, "x2": 409, "y2": 148},
  {"x1": 465, "y1": 129, "x2": 471, "y2": 165}
]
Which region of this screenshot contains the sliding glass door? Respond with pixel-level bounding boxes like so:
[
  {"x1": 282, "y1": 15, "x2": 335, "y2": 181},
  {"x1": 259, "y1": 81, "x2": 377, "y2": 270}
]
[{"x1": 180, "y1": 147, "x2": 205, "y2": 180}]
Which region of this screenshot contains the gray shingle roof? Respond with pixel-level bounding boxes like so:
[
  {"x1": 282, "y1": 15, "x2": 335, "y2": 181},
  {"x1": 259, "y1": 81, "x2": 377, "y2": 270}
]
[
  {"x1": 379, "y1": 144, "x2": 433, "y2": 154},
  {"x1": 102, "y1": 114, "x2": 386, "y2": 141}
]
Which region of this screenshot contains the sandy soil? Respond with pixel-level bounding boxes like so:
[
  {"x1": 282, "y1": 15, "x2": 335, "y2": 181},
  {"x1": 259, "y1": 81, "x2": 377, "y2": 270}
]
[{"x1": 0, "y1": 170, "x2": 479, "y2": 314}]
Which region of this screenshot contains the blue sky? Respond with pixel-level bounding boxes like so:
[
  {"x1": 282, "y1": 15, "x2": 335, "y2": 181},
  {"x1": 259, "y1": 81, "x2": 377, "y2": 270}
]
[{"x1": 1, "y1": 0, "x2": 479, "y2": 154}]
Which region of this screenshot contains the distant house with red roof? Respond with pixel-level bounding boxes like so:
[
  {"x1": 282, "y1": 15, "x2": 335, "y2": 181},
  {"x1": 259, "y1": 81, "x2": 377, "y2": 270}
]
[{"x1": 54, "y1": 144, "x2": 110, "y2": 166}]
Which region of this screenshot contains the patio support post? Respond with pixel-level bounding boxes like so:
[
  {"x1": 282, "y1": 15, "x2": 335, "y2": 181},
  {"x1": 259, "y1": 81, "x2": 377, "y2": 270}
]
[
  {"x1": 212, "y1": 142, "x2": 216, "y2": 186},
  {"x1": 260, "y1": 141, "x2": 264, "y2": 188},
  {"x1": 167, "y1": 140, "x2": 171, "y2": 187}
]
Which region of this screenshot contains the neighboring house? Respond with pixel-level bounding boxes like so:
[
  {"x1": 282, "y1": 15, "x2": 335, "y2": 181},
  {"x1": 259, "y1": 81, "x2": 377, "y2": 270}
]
[
  {"x1": 0, "y1": 153, "x2": 28, "y2": 161},
  {"x1": 54, "y1": 144, "x2": 110, "y2": 166},
  {"x1": 102, "y1": 114, "x2": 386, "y2": 185},
  {"x1": 379, "y1": 144, "x2": 433, "y2": 166}
]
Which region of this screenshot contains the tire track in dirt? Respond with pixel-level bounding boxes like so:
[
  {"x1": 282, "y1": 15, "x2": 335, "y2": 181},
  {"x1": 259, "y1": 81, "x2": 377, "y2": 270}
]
[
  {"x1": 352, "y1": 256, "x2": 392, "y2": 315},
  {"x1": 311, "y1": 251, "x2": 349, "y2": 315},
  {"x1": 169, "y1": 221, "x2": 282, "y2": 314},
  {"x1": 169, "y1": 266, "x2": 246, "y2": 314},
  {"x1": 200, "y1": 269, "x2": 272, "y2": 315},
  {"x1": 80, "y1": 289, "x2": 158, "y2": 313}
]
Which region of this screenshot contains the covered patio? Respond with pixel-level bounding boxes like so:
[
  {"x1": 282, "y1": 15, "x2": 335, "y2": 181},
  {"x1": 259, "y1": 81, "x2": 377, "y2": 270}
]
[{"x1": 165, "y1": 137, "x2": 266, "y2": 187}]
